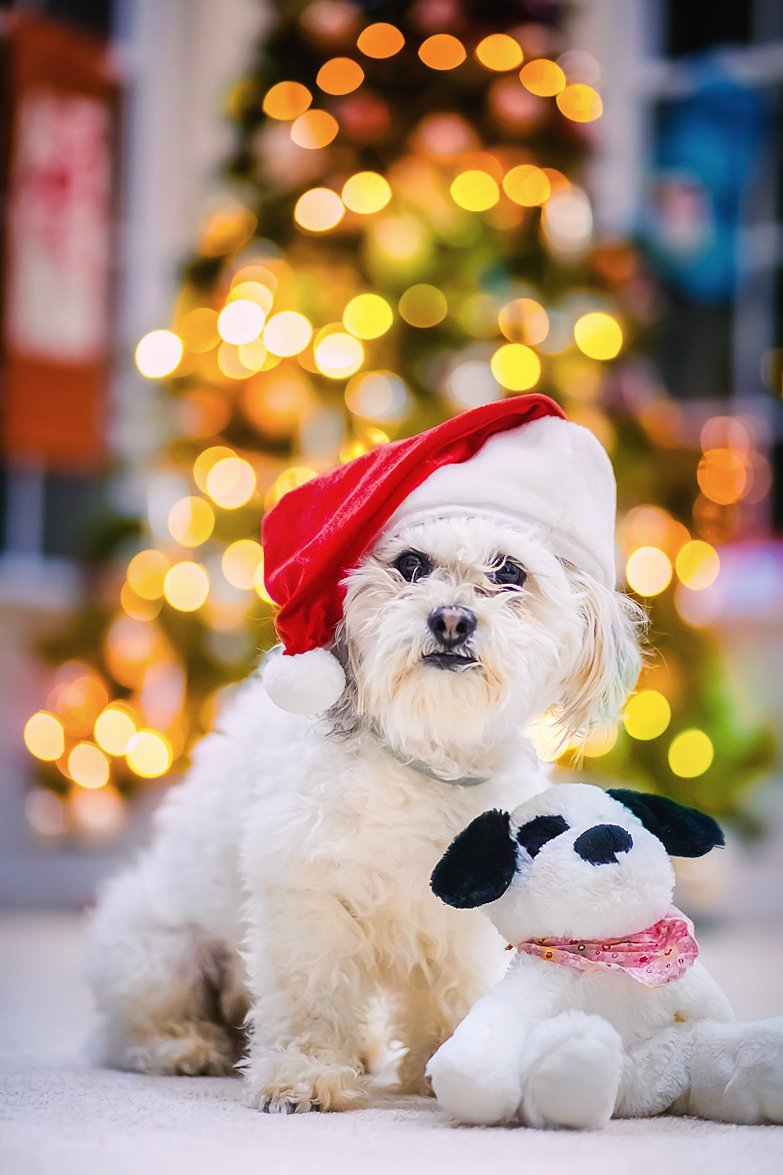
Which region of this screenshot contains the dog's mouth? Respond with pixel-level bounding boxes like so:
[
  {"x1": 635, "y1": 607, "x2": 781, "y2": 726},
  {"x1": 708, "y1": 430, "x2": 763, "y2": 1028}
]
[{"x1": 421, "y1": 651, "x2": 479, "y2": 672}]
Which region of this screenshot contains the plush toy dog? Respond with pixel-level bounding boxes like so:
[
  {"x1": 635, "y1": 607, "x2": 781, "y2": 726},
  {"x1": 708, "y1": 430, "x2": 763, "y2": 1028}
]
[
  {"x1": 427, "y1": 783, "x2": 783, "y2": 1128},
  {"x1": 87, "y1": 397, "x2": 643, "y2": 1112}
]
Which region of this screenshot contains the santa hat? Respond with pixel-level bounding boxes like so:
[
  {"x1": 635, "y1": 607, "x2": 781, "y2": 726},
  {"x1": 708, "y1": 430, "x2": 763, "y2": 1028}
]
[{"x1": 261, "y1": 395, "x2": 617, "y2": 715}]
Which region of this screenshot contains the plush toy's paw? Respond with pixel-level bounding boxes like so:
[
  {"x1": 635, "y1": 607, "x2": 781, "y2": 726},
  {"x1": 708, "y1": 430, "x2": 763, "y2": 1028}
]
[
  {"x1": 426, "y1": 1042, "x2": 522, "y2": 1125},
  {"x1": 521, "y1": 1011, "x2": 623, "y2": 1130},
  {"x1": 690, "y1": 1017, "x2": 783, "y2": 1125}
]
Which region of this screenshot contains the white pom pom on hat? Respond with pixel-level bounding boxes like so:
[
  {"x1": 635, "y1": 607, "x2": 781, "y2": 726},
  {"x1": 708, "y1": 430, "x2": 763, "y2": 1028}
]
[{"x1": 260, "y1": 396, "x2": 617, "y2": 715}]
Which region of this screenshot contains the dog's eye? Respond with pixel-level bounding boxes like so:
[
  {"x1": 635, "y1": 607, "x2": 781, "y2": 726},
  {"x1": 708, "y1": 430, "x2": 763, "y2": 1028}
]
[
  {"x1": 393, "y1": 550, "x2": 432, "y2": 583},
  {"x1": 517, "y1": 815, "x2": 569, "y2": 858},
  {"x1": 489, "y1": 558, "x2": 527, "y2": 589}
]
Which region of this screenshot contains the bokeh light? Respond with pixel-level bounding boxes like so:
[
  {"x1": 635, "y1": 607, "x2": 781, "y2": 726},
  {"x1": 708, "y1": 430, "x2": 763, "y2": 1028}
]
[
  {"x1": 26, "y1": 789, "x2": 66, "y2": 837},
  {"x1": 222, "y1": 540, "x2": 263, "y2": 590},
  {"x1": 490, "y1": 343, "x2": 541, "y2": 391},
  {"x1": 167, "y1": 496, "x2": 215, "y2": 547},
  {"x1": 232, "y1": 264, "x2": 277, "y2": 293},
  {"x1": 498, "y1": 298, "x2": 549, "y2": 345},
  {"x1": 227, "y1": 281, "x2": 274, "y2": 314},
  {"x1": 317, "y1": 57, "x2": 364, "y2": 95},
  {"x1": 542, "y1": 186, "x2": 593, "y2": 255},
  {"x1": 341, "y1": 171, "x2": 392, "y2": 213},
  {"x1": 475, "y1": 34, "x2": 523, "y2": 72},
  {"x1": 94, "y1": 706, "x2": 136, "y2": 755},
  {"x1": 581, "y1": 725, "x2": 618, "y2": 757},
  {"x1": 263, "y1": 312, "x2": 312, "y2": 356},
  {"x1": 267, "y1": 465, "x2": 318, "y2": 508},
  {"x1": 624, "y1": 691, "x2": 671, "y2": 741},
  {"x1": 253, "y1": 553, "x2": 274, "y2": 604},
  {"x1": 345, "y1": 371, "x2": 408, "y2": 420},
  {"x1": 314, "y1": 332, "x2": 364, "y2": 378},
  {"x1": 127, "y1": 550, "x2": 170, "y2": 600},
  {"x1": 217, "y1": 299, "x2": 266, "y2": 345},
  {"x1": 519, "y1": 59, "x2": 566, "y2": 96},
  {"x1": 163, "y1": 563, "x2": 209, "y2": 611},
  {"x1": 502, "y1": 164, "x2": 551, "y2": 206},
  {"x1": 126, "y1": 730, "x2": 172, "y2": 778},
  {"x1": 179, "y1": 307, "x2": 219, "y2": 353},
  {"x1": 24, "y1": 712, "x2": 64, "y2": 761},
  {"x1": 135, "y1": 330, "x2": 183, "y2": 378},
  {"x1": 206, "y1": 457, "x2": 256, "y2": 508},
  {"x1": 193, "y1": 445, "x2": 235, "y2": 491},
  {"x1": 398, "y1": 284, "x2": 447, "y2": 327},
  {"x1": 448, "y1": 361, "x2": 502, "y2": 408},
  {"x1": 574, "y1": 312, "x2": 622, "y2": 360},
  {"x1": 357, "y1": 23, "x2": 405, "y2": 59},
  {"x1": 263, "y1": 81, "x2": 312, "y2": 120},
  {"x1": 697, "y1": 449, "x2": 747, "y2": 505},
  {"x1": 217, "y1": 342, "x2": 255, "y2": 379},
  {"x1": 557, "y1": 84, "x2": 603, "y2": 122},
  {"x1": 343, "y1": 293, "x2": 393, "y2": 339},
  {"x1": 675, "y1": 540, "x2": 720, "y2": 591},
  {"x1": 291, "y1": 109, "x2": 339, "y2": 149},
  {"x1": 68, "y1": 743, "x2": 110, "y2": 789},
  {"x1": 419, "y1": 34, "x2": 466, "y2": 70},
  {"x1": 294, "y1": 188, "x2": 345, "y2": 231},
  {"x1": 626, "y1": 547, "x2": 672, "y2": 596},
  {"x1": 237, "y1": 338, "x2": 268, "y2": 372},
  {"x1": 668, "y1": 730, "x2": 714, "y2": 778},
  {"x1": 450, "y1": 170, "x2": 500, "y2": 212},
  {"x1": 373, "y1": 215, "x2": 428, "y2": 261},
  {"x1": 70, "y1": 787, "x2": 125, "y2": 837}
]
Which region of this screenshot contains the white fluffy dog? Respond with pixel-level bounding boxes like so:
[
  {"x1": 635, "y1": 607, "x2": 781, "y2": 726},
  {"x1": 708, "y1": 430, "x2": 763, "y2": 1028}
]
[{"x1": 87, "y1": 404, "x2": 643, "y2": 1112}]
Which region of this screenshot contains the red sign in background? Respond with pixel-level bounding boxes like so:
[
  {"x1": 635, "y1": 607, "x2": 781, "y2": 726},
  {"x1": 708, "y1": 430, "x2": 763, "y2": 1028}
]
[{"x1": 1, "y1": 13, "x2": 118, "y2": 469}]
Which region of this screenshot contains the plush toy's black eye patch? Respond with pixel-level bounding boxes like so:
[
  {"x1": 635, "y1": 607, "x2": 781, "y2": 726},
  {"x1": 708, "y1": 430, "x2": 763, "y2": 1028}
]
[{"x1": 516, "y1": 814, "x2": 570, "y2": 858}]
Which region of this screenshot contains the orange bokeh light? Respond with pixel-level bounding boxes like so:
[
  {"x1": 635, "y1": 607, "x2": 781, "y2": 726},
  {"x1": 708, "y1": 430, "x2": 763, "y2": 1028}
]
[
  {"x1": 263, "y1": 81, "x2": 312, "y2": 120},
  {"x1": 475, "y1": 34, "x2": 523, "y2": 72},
  {"x1": 519, "y1": 59, "x2": 566, "y2": 96},
  {"x1": 317, "y1": 57, "x2": 365, "y2": 95},
  {"x1": 502, "y1": 164, "x2": 551, "y2": 206},
  {"x1": 418, "y1": 34, "x2": 466, "y2": 71},
  {"x1": 357, "y1": 23, "x2": 405, "y2": 59},
  {"x1": 556, "y1": 84, "x2": 603, "y2": 122},
  {"x1": 697, "y1": 449, "x2": 747, "y2": 505},
  {"x1": 291, "y1": 109, "x2": 339, "y2": 149}
]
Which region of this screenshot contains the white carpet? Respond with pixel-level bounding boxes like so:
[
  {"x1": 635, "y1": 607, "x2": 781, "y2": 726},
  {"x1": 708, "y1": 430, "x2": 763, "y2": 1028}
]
[{"x1": 1, "y1": 913, "x2": 782, "y2": 1175}]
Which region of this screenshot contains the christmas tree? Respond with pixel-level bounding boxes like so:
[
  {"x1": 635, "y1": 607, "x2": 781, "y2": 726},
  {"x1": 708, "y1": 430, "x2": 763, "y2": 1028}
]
[{"x1": 22, "y1": 0, "x2": 774, "y2": 844}]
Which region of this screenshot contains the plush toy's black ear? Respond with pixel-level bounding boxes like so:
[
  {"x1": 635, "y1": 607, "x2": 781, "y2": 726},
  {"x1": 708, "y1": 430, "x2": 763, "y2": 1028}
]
[
  {"x1": 607, "y1": 789, "x2": 724, "y2": 858},
  {"x1": 430, "y1": 810, "x2": 517, "y2": 908}
]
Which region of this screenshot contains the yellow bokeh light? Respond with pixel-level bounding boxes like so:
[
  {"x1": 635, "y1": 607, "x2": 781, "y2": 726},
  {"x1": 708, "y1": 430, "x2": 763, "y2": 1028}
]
[
  {"x1": 498, "y1": 298, "x2": 549, "y2": 345},
  {"x1": 574, "y1": 312, "x2": 623, "y2": 360},
  {"x1": 519, "y1": 59, "x2": 566, "y2": 96},
  {"x1": 624, "y1": 690, "x2": 671, "y2": 741},
  {"x1": 263, "y1": 312, "x2": 312, "y2": 356},
  {"x1": 697, "y1": 449, "x2": 747, "y2": 505},
  {"x1": 267, "y1": 466, "x2": 318, "y2": 509},
  {"x1": 317, "y1": 57, "x2": 364, "y2": 95},
  {"x1": 163, "y1": 562, "x2": 209, "y2": 611},
  {"x1": 357, "y1": 22, "x2": 405, "y2": 59},
  {"x1": 94, "y1": 706, "x2": 136, "y2": 755},
  {"x1": 675, "y1": 540, "x2": 720, "y2": 591},
  {"x1": 398, "y1": 284, "x2": 447, "y2": 328},
  {"x1": 291, "y1": 109, "x2": 339, "y2": 149},
  {"x1": 231, "y1": 264, "x2": 277, "y2": 293},
  {"x1": 490, "y1": 343, "x2": 541, "y2": 391},
  {"x1": 126, "y1": 730, "x2": 172, "y2": 778},
  {"x1": 218, "y1": 299, "x2": 266, "y2": 345},
  {"x1": 342, "y1": 171, "x2": 392, "y2": 214},
  {"x1": 222, "y1": 540, "x2": 263, "y2": 590},
  {"x1": 314, "y1": 332, "x2": 364, "y2": 378},
  {"x1": 127, "y1": 550, "x2": 170, "y2": 600},
  {"x1": 179, "y1": 307, "x2": 219, "y2": 353},
  {"x1": 237, "y1": 337, "x2": 268, "y2": 373},
  {"x1": 502, "y1": 164, "x2": 551, "y2": 206},
  {"x1": 227, "y1": 281, "x2": 274, "y2": 314},
  {"x1": 294, "y1": 188, "x2": 344, "y2": 232},
  {"x1": 419, "y1": 34, "x2": 466, "y2": 70},
  {"x1": 581, "y1": 725, "x2": 618, "y2": 757},
  {"x1": 262, "y1": 81, "x2": 312, "y2": 120},
  {"x1": 450, "y1": 170, "x2": 500, "y2": 212},
  {"x1": 193, "y1": 445, "x2": 235, "y2": 491},
  {"x1": 475, "y1": 33, "x2": 523, "y2": 72},
  {"x1": 24, "y1": 712, "x2": 64, "y2": 761},
  {"x1": 668, "y1": 729, "x2": 714, "y2": 778},
  {"x1": 626, "y1": 546, "x2": 672, "y2": 596},
  {"x1": 253, "y1": 554, "x2": 275, "y2": 604},
  {"x1": 135, "y1": 330, "x2": 183, "y2": 378},
  {"x1": 343, "y1": 293, "x2": 393, "y2": 339},
  {"x1": 206, "y1": 457, "x2": 256, "y2": 508},
  {"x1": 167, "y1": 496, "x2": 215, "y2": 547},
  {"x1": 217, "y1": 342, "x2": 254, "y2": 380},
  {"x1": 68, "y1": 742, "x2": 110, "y2": 789},
  {"x1": 557, "y1": 83, "x2": 603, "y2": 122}
]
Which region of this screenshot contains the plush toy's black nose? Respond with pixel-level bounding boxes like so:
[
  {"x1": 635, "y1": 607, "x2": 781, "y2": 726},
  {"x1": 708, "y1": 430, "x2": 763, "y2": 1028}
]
[
  {"x1": 427, "y1": 605, "x2": 477, "y2": 649},
  {"x1": 573, "y1": 824, "x2": 633, "y2": 865}
]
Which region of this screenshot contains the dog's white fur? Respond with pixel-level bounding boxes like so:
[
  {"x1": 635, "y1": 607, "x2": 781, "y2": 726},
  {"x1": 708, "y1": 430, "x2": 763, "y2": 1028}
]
[{"x1": 87, "y1": 515, "x2": 642, "y2": 1111}]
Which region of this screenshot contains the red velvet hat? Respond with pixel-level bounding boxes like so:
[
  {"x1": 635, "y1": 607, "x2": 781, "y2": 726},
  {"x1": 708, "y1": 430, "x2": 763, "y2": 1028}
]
[{"x1": 260, "y1": 395, "x2": 569, "y2": 714}]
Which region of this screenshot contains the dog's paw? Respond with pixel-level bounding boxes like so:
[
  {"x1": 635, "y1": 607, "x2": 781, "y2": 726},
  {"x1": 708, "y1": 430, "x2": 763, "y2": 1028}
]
[
  {"x1": 259, "y1": 1098, "x2": 322, "y2": 1114},
  {"x1": 521, "y1": 1011, "x2": 623, "y2": 1130},
  {"x1": 245, "y1": 1051, "x2": 368, "y2": 1113}
]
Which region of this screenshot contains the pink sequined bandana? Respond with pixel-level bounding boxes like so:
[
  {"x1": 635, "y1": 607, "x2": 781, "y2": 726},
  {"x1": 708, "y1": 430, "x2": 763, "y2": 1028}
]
[{"x1": 514, "y1": 907, "x2": 699, "y2": 988}]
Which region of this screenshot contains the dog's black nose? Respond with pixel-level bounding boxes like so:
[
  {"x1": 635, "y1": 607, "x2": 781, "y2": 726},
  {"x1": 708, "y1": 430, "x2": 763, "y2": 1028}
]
[
  {"x1": 427, "y1": 605, "x2": 477, "y2": 649},
  {"x1": 573, "y1": 824, "x2": 633, "y2": 866}
]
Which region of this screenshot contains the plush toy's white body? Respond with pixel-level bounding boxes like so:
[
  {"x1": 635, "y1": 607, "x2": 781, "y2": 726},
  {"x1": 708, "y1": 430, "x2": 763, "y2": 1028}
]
[{"x1": 427, "y1": 784, "x2": 783, "y2": 1128}]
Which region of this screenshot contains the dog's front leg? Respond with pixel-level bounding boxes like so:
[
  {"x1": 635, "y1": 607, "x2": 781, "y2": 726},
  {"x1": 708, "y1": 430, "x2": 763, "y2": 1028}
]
[
  {"x1": 242, "y1": 885, "x2": 372, "y2": 1112},
  {"x1": 393, "y1": 957, "x2": 482, "y2": 1096}
]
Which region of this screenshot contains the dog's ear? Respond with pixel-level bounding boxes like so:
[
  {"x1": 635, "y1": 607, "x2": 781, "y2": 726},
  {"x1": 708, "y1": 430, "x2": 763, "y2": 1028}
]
[
  {"x1": 607, "y1": 789, "x2": 724, "y2": 857},
  {"x1": 431, "y1": 810, "x2": 517, "y2": 908},
  {"x1": 557, "y1": 572, "x2": 644, "y2": 744}
]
